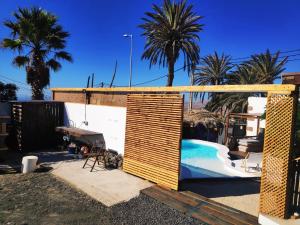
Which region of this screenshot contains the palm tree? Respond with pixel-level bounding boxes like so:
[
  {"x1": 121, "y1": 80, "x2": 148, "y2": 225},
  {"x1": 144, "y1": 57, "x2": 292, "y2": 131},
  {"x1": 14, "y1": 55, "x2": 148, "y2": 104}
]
[
  {"x1": 1, "y1": 7, "x2": 73, "y2": 100},
  {"x1": 140, "y1": 0, "x2": 203, "y2": 86},
  {"x1": 0, "y1": 82, "x2": 18, "y2": 101},
  {"x1": 247, "y1": 49, "x2": 288, "y2": 84},
  {"x1": 193, "y1": 52, "x2": 232, "y2": 102},
  {"x1": 206, "y1": 49, "x2": 288, "y2": 114},
  {"x1": 209, "y1": 64, "x2": 261, "y2": 113}
]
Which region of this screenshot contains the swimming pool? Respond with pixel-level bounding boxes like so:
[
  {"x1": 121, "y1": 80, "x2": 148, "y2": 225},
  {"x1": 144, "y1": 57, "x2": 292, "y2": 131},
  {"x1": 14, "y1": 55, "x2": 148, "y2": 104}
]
[
  {"x1": 181, "y1": 140, "x2": 218, "y2": 160},
  {"x1": 180, "y1": 139, "x2": 235, "y2": 179}
]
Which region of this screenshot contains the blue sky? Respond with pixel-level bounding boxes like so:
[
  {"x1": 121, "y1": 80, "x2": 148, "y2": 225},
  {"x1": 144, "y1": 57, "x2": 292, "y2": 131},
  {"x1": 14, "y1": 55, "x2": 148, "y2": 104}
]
[{"x1": 0, "y1": 0, "x2": 299, "y2": 99}]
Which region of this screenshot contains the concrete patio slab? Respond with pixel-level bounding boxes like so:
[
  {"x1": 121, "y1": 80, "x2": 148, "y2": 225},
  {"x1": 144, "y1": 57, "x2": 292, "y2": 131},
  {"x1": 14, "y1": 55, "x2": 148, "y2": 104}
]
[
  {"x1": 49, "y1": 160, "x2": 153, "y2": 207},
  {"x1": 211, "y1": 194, "x2": 259, "y2": 217}
]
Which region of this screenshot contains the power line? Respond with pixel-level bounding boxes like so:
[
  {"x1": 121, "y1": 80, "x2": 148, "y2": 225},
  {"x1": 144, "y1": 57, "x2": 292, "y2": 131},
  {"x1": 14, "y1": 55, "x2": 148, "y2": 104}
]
[
  {"x1": 232, "y1": 53, "x2": 300, "y2": 64},
  {"x1": 0, "y1": 74, "x2": 29, "y2": 87},
  {"x1": 0, "y1": 73, "x2": 51, "y2": 91},
  {"x1": 131, "y1": 74, "x2": 167, "y2": 86},
  {"x1": 0, "y1": 75, "x2": 51, "y2": 99},
  {"x1": 0, "y1": 76, "x2": 32, "y2": 91},
  {"x1": 232, "y1": 57, "x2": 300, "y2": 66},
  {"x1": 231, "y1": 48, "x2": 300, "y2": 61},
  {"x1": 132, "y1": 54, "x2": 300, "y2": 87},
  {"x1": 287, "y1": 58, "x2": 300, "y2": 62},
  {"x1": 132, "y1": 65, "x2": 188, "y2": 86}
]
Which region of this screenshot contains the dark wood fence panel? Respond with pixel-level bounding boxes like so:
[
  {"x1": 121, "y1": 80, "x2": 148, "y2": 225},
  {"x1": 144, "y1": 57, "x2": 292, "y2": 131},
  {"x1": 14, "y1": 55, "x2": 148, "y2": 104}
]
[
  {"x1": 123, "y1": 94, "x2": 183, "y2": 190},
  {"x1": 291, "y1": 159, "x2": 300, "y2": 215},
  {"x1": 11, "y1": 101, "x2": 64, "y2": 151}
]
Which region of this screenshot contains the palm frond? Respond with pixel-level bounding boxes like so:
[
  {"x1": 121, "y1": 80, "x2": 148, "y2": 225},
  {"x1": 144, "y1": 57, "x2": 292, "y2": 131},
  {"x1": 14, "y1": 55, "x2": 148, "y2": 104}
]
[
  {"x1": 12, "y1": 56, "x2": 29, "y2": 67},
  {"x1": 1, "y1": 38, "x2": 23, "y2": 52},
  {"x1": 54, "y1": 51, "x2": 73, "y2": 62},
  {"x1": 46, "y1": 59, "x2": 62, "y2": 71}
]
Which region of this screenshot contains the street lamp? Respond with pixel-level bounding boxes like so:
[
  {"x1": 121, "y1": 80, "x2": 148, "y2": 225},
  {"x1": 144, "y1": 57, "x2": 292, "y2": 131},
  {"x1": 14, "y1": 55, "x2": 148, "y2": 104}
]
[{"x1": 123, "y1": 34, "x2": 133, "y2": 87}]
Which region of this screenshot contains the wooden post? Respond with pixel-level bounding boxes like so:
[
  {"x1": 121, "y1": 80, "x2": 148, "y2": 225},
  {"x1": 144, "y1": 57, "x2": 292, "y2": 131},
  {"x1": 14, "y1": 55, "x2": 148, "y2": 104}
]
[
  {"x1": 224, "y1": 114, "x2": 230, "y2": 145},
  {"x1": 256, "y1": 116, "x2": 260, "y2": 136}
]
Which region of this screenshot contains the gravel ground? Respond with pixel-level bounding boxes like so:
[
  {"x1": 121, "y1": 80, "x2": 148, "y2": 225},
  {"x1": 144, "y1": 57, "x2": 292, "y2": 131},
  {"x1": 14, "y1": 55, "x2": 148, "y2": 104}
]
[{"x1": 0, "y1": 172, "x2": 205, "y2": 225}]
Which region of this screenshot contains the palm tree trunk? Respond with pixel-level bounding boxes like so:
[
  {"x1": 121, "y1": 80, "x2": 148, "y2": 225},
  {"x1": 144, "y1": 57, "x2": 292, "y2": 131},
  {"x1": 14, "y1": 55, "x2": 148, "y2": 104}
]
[
  {"x1": 31, "y1": 80, "x2": 44, "y2": 100},
  {"x1": 167, "y1": 59, "x2": 175, "y2": 86},
  {"x1": 188, "y1": 67, "x2": 195, "y2": 112}
]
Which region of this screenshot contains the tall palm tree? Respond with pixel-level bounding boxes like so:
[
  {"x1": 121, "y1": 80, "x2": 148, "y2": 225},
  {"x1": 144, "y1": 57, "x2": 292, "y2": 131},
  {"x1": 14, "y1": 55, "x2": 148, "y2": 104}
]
[
  {"x1": 140, "y1": 0, "x2": 203, "y2": 86},
  {"x1": 193, "y1": 52, "x2": 232, "y2": 102},
  {"x1": 1, "y1": 7, "x2": 73, "y2": 100}
]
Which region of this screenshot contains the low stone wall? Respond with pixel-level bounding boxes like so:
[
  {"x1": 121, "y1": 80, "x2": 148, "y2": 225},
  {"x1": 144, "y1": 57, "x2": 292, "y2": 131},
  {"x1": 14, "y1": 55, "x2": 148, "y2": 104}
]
[{"x1": 53, "y1": 91, "x2": 127, "y2": 107}]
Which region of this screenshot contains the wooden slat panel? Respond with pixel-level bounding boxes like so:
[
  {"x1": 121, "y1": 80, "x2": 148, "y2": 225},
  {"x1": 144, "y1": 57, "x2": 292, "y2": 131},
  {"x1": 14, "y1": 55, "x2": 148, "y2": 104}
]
[
  {"x1": 123, "y1": 94, "x2": 183, "y2": 190},
  {"x1": 259, "y1": 93, "x2": 297, "y2": 218}
]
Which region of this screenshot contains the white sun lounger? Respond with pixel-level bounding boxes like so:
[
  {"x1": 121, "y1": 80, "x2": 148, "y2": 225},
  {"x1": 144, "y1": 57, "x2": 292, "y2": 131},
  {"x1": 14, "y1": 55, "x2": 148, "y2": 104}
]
[{"x1": 242, "y1": 152, "x2": 263, "y2": 172}]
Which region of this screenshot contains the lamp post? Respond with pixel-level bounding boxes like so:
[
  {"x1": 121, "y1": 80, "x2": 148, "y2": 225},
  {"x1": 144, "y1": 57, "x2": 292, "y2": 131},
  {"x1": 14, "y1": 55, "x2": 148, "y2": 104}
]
[{"x1": 123, "y1": 34, "x2": 133, "y2": 87}]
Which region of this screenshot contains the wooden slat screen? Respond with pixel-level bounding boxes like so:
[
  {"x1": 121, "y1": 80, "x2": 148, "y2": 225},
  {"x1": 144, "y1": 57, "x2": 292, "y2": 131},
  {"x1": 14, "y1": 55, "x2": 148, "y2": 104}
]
[
  {"x1": 123, "y1": 94, "x2": 183, "y2": 190},
  {"x1": 11, "y1": 101, "x2": 64, "y2": 151},
  {"x1": 259, "y1": 93, "x2": 297, "y2": 218}
]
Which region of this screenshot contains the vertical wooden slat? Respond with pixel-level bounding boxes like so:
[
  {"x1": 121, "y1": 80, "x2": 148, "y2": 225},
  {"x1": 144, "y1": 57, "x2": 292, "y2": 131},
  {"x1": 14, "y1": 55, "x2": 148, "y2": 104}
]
[{"x1": 123, "y1": 94, "x2": 183, "y2": 190}]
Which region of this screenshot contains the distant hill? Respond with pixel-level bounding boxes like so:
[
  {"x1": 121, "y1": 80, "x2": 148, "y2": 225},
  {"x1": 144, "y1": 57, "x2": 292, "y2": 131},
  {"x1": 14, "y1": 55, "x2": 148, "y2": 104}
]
[{"x1": 183, "y1": 99, "x2": 208, "y2": 110}]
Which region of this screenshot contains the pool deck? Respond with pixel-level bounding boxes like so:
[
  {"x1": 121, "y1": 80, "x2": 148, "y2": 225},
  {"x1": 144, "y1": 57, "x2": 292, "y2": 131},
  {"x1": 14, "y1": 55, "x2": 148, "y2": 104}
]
[{"x1": 180, "y1": 178, "x2": 260, "y2": 217}]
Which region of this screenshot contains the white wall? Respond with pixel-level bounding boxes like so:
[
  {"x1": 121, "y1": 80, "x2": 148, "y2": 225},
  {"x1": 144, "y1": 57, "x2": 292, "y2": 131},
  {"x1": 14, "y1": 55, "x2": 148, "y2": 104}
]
[
  {"x1": 247, "y1": 97, "x2": 267, "y2": 136},
  {"x1": 64, "y1": 103, "x2": 127, "y2": 155}
]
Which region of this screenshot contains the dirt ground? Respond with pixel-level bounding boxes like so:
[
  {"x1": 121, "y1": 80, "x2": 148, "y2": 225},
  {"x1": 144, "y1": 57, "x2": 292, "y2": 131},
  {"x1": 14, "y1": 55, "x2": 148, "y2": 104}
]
[{"x1": 0, "y1": 172, "x2": 204, "y2": 225}]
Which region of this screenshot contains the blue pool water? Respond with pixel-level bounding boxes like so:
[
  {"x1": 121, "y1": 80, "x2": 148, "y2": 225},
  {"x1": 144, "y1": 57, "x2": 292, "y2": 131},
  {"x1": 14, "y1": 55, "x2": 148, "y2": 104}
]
[
  {"x1": 180, "y1": 139, "x2": 230, "y2": 179},
  {"x1": 181, "y1": 139, "x2": 218, "y2": 160}
]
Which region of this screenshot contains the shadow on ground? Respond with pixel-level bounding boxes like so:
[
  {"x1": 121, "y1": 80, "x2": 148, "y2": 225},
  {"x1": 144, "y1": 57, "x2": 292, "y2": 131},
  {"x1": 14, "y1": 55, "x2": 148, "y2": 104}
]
[
  {"x1": 0, "y1": 149, "x2": 22, "y2": 175},
  {"x1": 180, "y1": 177, "x2": 261, "y2": 198},
  {"x1": 0, "y1": 148, "x2": 77, "y2": 175}
]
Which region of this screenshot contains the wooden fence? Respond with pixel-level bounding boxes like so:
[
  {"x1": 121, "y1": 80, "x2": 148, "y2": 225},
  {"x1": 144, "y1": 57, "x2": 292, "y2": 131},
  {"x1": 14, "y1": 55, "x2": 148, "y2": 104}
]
[
  {"x1": 123, "y1": 94, "x2": 184, "y2": 190},
  {"x1": 52, "y1": 84, "x2": 298, "y2": 219},
  {"x1": 291, "y1": 159, "x2": 300, "y2": 215},
  {"x1": 11, "y1": 101, "x2": 64, "y2": 151}
]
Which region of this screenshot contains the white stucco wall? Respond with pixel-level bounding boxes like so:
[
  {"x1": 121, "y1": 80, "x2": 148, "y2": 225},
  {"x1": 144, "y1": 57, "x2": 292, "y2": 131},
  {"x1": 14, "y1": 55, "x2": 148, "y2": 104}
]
[
  {"x1": 246, "y1": 97, "x2": 267, "y2": 136},
  {"x1": 64, "y1": 103, "x2": 127, "y2": 155}
]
